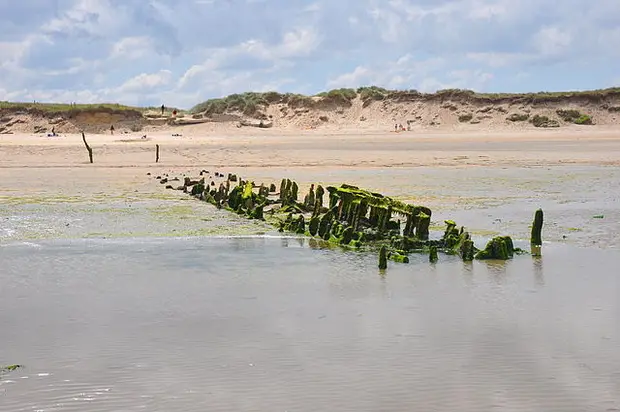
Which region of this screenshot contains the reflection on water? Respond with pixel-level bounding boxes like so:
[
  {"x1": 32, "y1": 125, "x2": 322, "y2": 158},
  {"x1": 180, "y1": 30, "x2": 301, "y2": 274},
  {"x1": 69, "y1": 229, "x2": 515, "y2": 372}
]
[
  {"x1": 533, "y1": 256, "x2": 545, "y2": 286},
  {"x1": 1, "y1": 237, "x2": 619, "y2": 412}
]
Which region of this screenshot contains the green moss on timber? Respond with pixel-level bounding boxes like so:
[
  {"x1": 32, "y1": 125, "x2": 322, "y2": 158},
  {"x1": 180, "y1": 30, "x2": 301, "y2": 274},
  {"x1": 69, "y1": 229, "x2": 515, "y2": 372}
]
[
  {"x1": 242, "y1": 181, "x2": 253, "y2": 199},
  {"x1": 278, "y1": 203, "x2": 306, "y2": 214},
  {"x1": 190, "y1": 182, "x2": 205, "y2": 196},
  {"x1": 429, "y1": 245, "x2": 438, "y2": 263},
  {"x1": 501, "y1": 236, "x2": 514, "y2": 257},
  {"x1": 349, "y1": 239, "x2": 363, "y2": 248},
  {"x1": 248, "y1": 204, "x2": 264, "y2": 220},
  {"x1": 460, "y1": 239, "x2": 475, "y2": 261},
  {"x1": 308, "y1": 216, "x2": 319, "y2": 236},
  {"x1": 322, "y1": 225, "x2": 331, "y2": 240},
  {"x1": 415, "y1": 212, "x2": 430, "y2": 240},
  {"x1": 318, "y1": 215, "x2": 331, "y2": 238},
  {"x1": 390, "y1": 252, "x2": 409, "y2": 263},
  {"x1": 379, "y1": 245, "x2": 388, "y2": 269},
  {"x1": 326, "y1": 184, "x2": 413, "y2": 215},
  {"x1": 340, "y1": 226, "x2": 354, "y2": 245},
  {"x1": 304, "y1": 186, "x2": 316, "y2": 210},
  {"x1": 291, "y1": 182, "x2": 299, "y2": 201},
  {"x1": 531, "y1": 209, "x2": 543, "y2": 246},
  {"x1": 475, "y1": 236, "x2": 514, "y2": 260}
]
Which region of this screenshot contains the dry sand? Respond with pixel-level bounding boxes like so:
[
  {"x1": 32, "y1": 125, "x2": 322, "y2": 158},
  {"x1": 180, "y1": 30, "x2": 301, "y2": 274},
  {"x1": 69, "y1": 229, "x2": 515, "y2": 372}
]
[{"x1": 0, "y1": 126, "x2": 619, "y2": 173}]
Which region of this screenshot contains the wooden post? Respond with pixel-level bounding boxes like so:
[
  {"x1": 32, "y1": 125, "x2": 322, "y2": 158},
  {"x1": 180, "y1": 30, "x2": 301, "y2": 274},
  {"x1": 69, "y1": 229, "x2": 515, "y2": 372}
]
[
  {"x1": 531, "y1": 209, "x2": 543, "y2": 256},
  {"x1": 378, "y1": 245, "x2": 387, "y2": 270},
  {"x1": 156, "y1": 144, "x2": 160, "y2": 163},
  {"x1": 81, "y1": 132, "x2": 93, "y2": 163},
  {"x1": 429, "y1": 245, "x2": 438, "y2": 263}
]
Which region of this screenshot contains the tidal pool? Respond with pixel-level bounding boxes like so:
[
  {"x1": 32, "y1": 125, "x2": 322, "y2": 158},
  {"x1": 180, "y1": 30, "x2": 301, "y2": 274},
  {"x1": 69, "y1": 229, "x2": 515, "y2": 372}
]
[{"x1": 1, "y1": 237, "x2": 619, "y2": 412}]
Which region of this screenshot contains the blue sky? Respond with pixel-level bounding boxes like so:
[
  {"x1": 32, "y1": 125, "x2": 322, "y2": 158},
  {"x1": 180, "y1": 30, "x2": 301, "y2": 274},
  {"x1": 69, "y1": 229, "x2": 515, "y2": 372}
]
[{"x1": 1, "y1": 0, "x2": 619, "y2": 109}]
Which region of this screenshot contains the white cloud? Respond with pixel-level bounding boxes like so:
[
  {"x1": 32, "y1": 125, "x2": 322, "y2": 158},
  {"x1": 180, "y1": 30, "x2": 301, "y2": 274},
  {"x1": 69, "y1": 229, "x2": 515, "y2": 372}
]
[
  {"x1": 466, "y1": 52, "x2": 533, "y2": 68},
  {"x1": 327, "y1": 56, "x2": 447, "y2": 91},
  {"x1": 111, "y1": 37, "x2": 154, "y2": 60},
  {"x1": 533, "y1": 26, "x2": 572, "y2": 57},
  {"x1": 327, "y1": 66, "x2": 372, "y2": 88},
  {"x1": 1, "y1": 0, "x2": 619, "y2": 107},
  {"x1": 117, "y1": 70, "x2": 173, "y2": 93},
  {"x1": 42, "y1": 0, "x2": 123, "y2": 37},
  {"x1": 237, "y1": 28, "x2": 321, "y2": 61}
]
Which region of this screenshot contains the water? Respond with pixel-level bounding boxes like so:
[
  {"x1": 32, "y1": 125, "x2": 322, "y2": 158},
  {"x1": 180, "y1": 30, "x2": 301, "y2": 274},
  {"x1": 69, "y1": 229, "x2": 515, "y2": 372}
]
[{"x1": 2, "y1": 237, "x2": 620, "y2": 411}]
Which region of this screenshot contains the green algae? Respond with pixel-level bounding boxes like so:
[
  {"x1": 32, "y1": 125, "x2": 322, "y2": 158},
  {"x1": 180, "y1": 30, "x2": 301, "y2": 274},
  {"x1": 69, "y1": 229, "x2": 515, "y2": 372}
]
[
  {"x1": 0, "y1": 195, "x2": 83, "y2": 206},
  {"x1": 1, "y1": 364, "x2": 23, "y2": 375},
  {"x1": 389, "y1": 251, "x2": 409, "y2": 263},
  {"x1": 475, "y1": 236, "x2": 514, "y2": 260}
]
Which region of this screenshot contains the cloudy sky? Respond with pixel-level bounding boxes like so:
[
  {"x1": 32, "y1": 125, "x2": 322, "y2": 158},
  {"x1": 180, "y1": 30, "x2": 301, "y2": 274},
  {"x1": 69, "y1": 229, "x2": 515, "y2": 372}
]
[{"x1": 1, "y1": 0, "x2": 619, "y2": 109}]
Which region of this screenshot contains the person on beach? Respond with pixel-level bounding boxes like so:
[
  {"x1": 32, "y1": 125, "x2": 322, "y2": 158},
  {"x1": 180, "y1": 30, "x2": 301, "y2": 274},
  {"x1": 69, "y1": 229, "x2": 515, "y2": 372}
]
[
  {"x1": 110, "y1": 124, "x2": 115, "y2": 135},
  {"x1": 161, "y1": 104, "x2": 165, "y2": 116}
]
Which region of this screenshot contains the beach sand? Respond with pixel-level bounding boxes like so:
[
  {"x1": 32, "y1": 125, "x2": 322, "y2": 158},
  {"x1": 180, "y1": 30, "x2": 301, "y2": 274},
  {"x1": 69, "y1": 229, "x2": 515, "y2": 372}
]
[{"x1": 1, "y1": 126, "x2": 619, "y2": 246}]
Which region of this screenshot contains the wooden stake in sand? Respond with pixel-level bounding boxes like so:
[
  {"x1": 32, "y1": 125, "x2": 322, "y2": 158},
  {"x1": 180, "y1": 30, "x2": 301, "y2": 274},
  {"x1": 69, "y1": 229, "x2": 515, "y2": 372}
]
[
  {"x1": 81, "y1": 132, "x2": 93, "y2": 163},
  {"x1": 378, "y1": 245, "x2": 388, "y2": 270},
  {"x1": 530, "y1": 209, "x2": 543, "y2": 256},
  {"x1": 156, "y1": 144, "x2": 160, "y2": 163}
]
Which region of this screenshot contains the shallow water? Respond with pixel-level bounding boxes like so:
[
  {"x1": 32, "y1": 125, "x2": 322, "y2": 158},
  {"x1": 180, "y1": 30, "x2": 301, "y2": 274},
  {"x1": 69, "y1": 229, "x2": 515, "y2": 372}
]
[{"x1": 2, "y1": 237, "x2": 620, "y2": 411}]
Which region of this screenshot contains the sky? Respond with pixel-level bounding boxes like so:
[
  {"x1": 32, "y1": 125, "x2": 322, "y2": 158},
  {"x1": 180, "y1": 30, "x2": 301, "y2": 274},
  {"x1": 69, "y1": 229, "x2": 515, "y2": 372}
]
[{"x1": 1, "y1": 0, "x2": 619, "y2": 109}]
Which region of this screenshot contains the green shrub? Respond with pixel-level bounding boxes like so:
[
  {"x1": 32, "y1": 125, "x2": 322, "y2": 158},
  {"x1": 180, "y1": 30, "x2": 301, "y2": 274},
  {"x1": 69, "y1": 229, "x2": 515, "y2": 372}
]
[
  {"x1": 507, "y1": 113, "x2": 530, "y2": 122},
  {"x1": 574, "y1": 115, "x2": 593, "y2": 125},
  {"x1": 358, "y1": 86, "x2": 388, "y2": 102},
  {"x1": 530, "y1": 114, "x2": 559, "y2": 128},
  {"x1": 325, "y1": 88, "x2": 356, "y2": 101},
  {"x1": 190, "y1": 92, "x2": 271, "y2": 115},
  {"x1": 262, "y1": 91, "x2": 284, "y2": 103},
  {"x1": 284, "y1": 93, "x2": 314, "y2": 108},
  {"x1": 556, "y1": 109, "x2": 581, "y2": 122},
  {"x1": 458, "y1": 113, "x2": 473, "y2": 122}
]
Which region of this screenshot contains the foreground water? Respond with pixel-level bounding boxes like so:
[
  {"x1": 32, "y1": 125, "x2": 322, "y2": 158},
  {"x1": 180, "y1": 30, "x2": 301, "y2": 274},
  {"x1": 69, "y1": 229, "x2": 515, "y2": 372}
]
[{"x1": 1, "y1": 236, "x2": 619, "y2": 411}]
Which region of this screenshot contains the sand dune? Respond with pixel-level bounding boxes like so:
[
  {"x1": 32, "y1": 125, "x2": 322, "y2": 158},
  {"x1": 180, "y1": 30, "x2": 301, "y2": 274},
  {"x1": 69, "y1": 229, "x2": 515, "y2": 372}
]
[{"x1": 2, "y1": 88, "x2": 620, "y2": 136}]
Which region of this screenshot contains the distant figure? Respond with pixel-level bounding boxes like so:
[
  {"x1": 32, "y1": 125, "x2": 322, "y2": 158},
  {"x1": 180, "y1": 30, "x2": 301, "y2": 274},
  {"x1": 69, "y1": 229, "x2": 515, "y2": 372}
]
[
  {"x1": 161, "y1": 104, "x2": 165, "y2": 116},
  {"x1": 51, "y1": 127, "x2": 55, "y2": 136},
  {"x1": 394, "y1": 124, "x2": 398, "y2": 132},
  {"x1": 172, "y1": 109, "x2": 177, "y2": 116},
  {"x1": 110, "y1": 124, "x2": 115, "y2": 135}
]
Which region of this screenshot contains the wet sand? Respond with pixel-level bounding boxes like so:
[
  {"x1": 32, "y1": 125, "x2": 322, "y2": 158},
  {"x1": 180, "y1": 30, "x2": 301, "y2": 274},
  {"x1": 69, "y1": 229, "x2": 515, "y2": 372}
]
[{"x1": 1, "y1": 128, "x2": 619, "y2": 247}]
